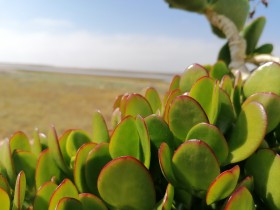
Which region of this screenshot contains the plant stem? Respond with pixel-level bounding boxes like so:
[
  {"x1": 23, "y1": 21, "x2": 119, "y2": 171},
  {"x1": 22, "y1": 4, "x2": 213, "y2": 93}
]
[
  {"x1": 247, "y1": 54, "x2": 280, "y2": 65},
  {"x1": 205, "y1": 10, "x2": 250, "y2": 79}
]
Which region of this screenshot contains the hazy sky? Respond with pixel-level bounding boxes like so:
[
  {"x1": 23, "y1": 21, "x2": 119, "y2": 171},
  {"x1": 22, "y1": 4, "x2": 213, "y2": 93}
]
[{"x1": 0, "y1": 0, "x2": 279, "y2": 73}]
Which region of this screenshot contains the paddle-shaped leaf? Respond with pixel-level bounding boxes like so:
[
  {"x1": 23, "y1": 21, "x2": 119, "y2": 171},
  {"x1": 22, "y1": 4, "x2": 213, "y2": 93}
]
[
  {"x1": 48, "y1": 179, "x2": 79, "y2": 210},
  {"x1": 74, "y1": 143, "x2": 96, "y2": 193},
  {"x1": 85, "y1": 143, "x2": 112, "y2": 195},
  {"x1": 158, "y1": 143, "x2": 178, "y2": 185},
  {"x1": 32, "y1": 129, "x2": 42, "y2": 157},
  {"x1": 109, "y1": 116, "x2": 140, "y2": 160},
  {"x1": 226, "y1": 101, "x2": 267, "y2": 164},
  {"x1": 135, "y1": 116, "x2": 151, "y2": 168},
  {"x1": 243, "y1": 92, "x2": 280, "y2": 133},
  {"x1": 98, "y1": 156, "x2": 156, "y2": 210},
  {"x1": 220, "y1": 75, "x2": 233, "y2": 96},
  {"x1": 245, "y1": 149, "x2": 280, "y2": 210},
  {"x1": 168, "y1": 95, "x2": 208, "y2": 142},
  {"x1": 33, "y1": 181, "x2": 57, "y2": 210},
  {"x1": 9, "y1": 131, "x2": 31, "y2": 153},
  {"x1": 210, "y1": 61, "x2": 230, "y2": 81},
  {"x1": 35, "y1": 149, "x2": 63, "y2": 190},
  {"x1": 162, "y1": 184, "x2": 174, "y2": 210},
  {"x1": 66, "y1": 130, "x2": 91, "y2": 158},
  {"x1": 242, "y1": 16, "x2": 266, "y2": 55},
  {"x1": 224, "y1": 187, "x2": 255, "y2": 210},
  {"x1": 244, "y1": 62, "x2": 280, "y2": 97},
  {"x1": 145, "y1": 87, "x2": 162, "y2": 114},
  {"x1": 206, "y1": 165, "x2": 240, "y2": 205},
  {"x1": 237, "y1": 176, "x2": 254, "y2": 192},
  {"x1": 92, "y1": 110, "x2": 110, "y2": 143},
  {"x1": 79, "y1": 193, "x2": 108, "y2": 210},
  {"x1": 168, "y1": 75, "x2": 180, "y2": 93},
  {"x1": 56, "y1": 197, "x2": 83, "y2": 210},
  {"x1": 189, "y1": 77, "x2": 220, "y2": 124},
  {"x1": 0, "y1": 174, "x2": 10, "y2": 194},
  {"x1": 0, "y1": 139, "x2": 15, "y2": 185},
  {"x1": 48, "y1": 127, "x2": 71, "y2": 175},
  {"x1": 165, "y1": 0, "x2": 207, "y2": 13},
  {"x1": 145, "y1": 115, "x2": 173, "y2": 149},
  {"x1": 172, "y1": 140, "x2": 220, "y2": 197},
  {"x1": 12, "y1": 150, "x2": 37, "y2": 188},
  {"x1": 179, "y1": 64, "x2": 208, "y2": 93},
  {"x1": 12, "y1": 171, "x2": 26, "y2": 210},
  {"x1": 0, "y1": 187, "x2": 10, "y2": 210},
  {"x1": 186, "y1": 123, "x2": 228, "y2": 165},
  {"x1": 124, "y1": 93, "x2": 153, "y2": 118},
  {"x1": 215, "y1": 88, "x2": 235, "y2": 134},
  {"x1": 163, "y1": 89, "x2": 181, "y2": 122}
]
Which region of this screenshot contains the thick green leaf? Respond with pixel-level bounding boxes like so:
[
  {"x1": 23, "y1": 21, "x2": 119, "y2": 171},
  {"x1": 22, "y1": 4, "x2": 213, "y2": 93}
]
[
  {"x1": 0, "y1": 139, "x2": 16, "y2": 185},
  {"x1": 243, "y1": 92, "x2": 280, "y2": 133},
  {"x1": 35, "y1": 149, "x2": 63, "y2": 190},
  {"x1": 0, "y1": 187, "x2": 10, "y2": 210},
  {"x1": 158, "y1": 143, "x2": 178, "y2": 186},
  {"x1": 135, "y1": 116, "x2": 151, "y2": 168},
  {"x1": 12, "y1": 171, "x2": 26, "y2": 210},
  {"x1": 58, "y1": 129, "x2": 74, "y2": 169},
  {"x1": 66, "y1": 130, "x2": 91, "y2": 158},
  {"x1": 92, "y1": 111, "x2": 110, "y2": 143},
  {"x1": 48, "y1": 127, "x2": 71, "y2": 175},
  {"x1": 145, "y1": 115, "x2": 173, "y2": 149},
  {"x1": 165, "y1": 0, "x2": 208, "y2": 13},
  {"x1": 245, "y1": 149, "x2": 280, "y2": 210},
  {"x1": 79, "y1": 193, "x2": 108, "y2": 210},
  {"x1": 85, "y1": 143, "x2": 112, "y2": 195},
  {"x1": 111, "y1": 108, "x2": 122, "y2": 129},
  {"x1": 226, "y1": 102, "x2": 267, "y2": 163},
  {"x1": 48, "y1": 179, "x2": 79, "y2": 210},
  {"x1": 186, "y1": 123, "x2": 228, "y2": 165},
  {"x1": 113, "y1": 94, "x2": 123, "y2": 110},
  {"x1": 172, "y1": 140, "x2": 220, "y2": 197},
  {"x1": 163, "y1": 89, "x2": 181, "y2": 122},
  {"x1": 33, "y1": 181, "x2": 57, "y2": 210},
  {"x1": 124, "y1": 93, "x2": 153, "y2": 118},
  {"x1": 145, "y1": 87, "x2": 162, "y2": 114},
  {"x1": 210, "y1": 61, "x2": 230, "y2": 81},
  {"x1": 237, "y1": 176, "x2": 254, "y2": 192},
  {"x1": 55, "y1": 197, "x2": 83, "y2": 210},
  {"x1": 218, "y1": 42, "x2": 231, "y2": 66},
  {"x1": 73, "y1": 143, "x2": 96, "y2": 193},
  {"x1": 109, "y1": 116, "x2": 140, "y2": 160},
  {"x1": 168, "y1": 75, "x2": 180, "y2": 93},
  {"x1": 162, "y1": 184, "x2": 174, "y2": 210},
  {"x1": 32, "y1": 129, "x2": 42, "y2": 157},
  {"x1": 206, "y1": 165, "x2": 240, "y2": 205},
  {"x1": 9, "y1": 131, "x2": 31, "y2": 153},
  {"x1": 244, "y1": 62, "x2": 280, "y2": 97},
  {"x1": 12, "y1": 150, "x2": 37, "y2": 188},
  {"x1": 254, "y1": 43, "x2": 273, "y2": 54},
  {"x1": 220, "y1": 74, "x2": 233, "y2": 96},
  {"x1": 224, "y1": 187, "x2": 255, "y2": 210},
  {"x1": 0, "y1": 174, "x2": 10, "y2": 194},
  {"x1": 242, "y1": 16, "x2": 266, "y2": 55},
  {"x1": 179, "y1": 64, "x2": 208, "y2": 93},
  {"x1": 231, "y1": 71, "x2": 242, "y2": 115},
  {"x1": 168, "y1": 95, "x2": 208, "y2": 142},
  {"x1": 215, "y1": 88, "x2": 235, "y2": 134},
  {"x1": 189, "y1": 77, "x2": 220, "y2": 124},
  {"x1": 98, "y1": 156, "x2": 156, "y2": 210}
]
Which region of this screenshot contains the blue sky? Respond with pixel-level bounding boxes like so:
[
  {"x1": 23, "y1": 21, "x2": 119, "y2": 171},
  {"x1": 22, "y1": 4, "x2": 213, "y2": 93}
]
[{"x1": 0, "y1": 0, "x2": 279, "y2": 73}]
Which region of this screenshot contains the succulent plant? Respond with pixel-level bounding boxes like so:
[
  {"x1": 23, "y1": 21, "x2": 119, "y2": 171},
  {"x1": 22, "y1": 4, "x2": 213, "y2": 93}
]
[
  {"x1": 1, "y1": 1, "x2": 280, "y2": 209},
  {"x1": 1, "y1": 60, "x2": 280, "y2": 210}
]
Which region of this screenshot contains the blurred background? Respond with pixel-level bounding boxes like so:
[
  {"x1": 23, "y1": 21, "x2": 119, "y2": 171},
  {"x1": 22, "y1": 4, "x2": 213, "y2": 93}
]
[{"x1": 0, "y1": 0, "x2": 279, "y2": 139}]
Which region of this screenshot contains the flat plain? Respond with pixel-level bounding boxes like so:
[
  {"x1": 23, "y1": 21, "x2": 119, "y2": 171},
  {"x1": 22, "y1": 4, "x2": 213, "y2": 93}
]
[{"x1": 0, "y1": 69, "x2": 168, "y2": 140}]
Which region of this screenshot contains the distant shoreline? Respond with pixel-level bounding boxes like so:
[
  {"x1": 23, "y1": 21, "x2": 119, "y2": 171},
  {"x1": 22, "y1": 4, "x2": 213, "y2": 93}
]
[{"x1": 0, "y1": 63, "x2": 175, "y2": 82}]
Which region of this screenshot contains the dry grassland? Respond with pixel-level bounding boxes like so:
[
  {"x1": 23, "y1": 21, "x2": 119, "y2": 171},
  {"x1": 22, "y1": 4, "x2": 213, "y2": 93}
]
[{"x1": 0, "y1": 70, "x2": 168, "y2": 140}]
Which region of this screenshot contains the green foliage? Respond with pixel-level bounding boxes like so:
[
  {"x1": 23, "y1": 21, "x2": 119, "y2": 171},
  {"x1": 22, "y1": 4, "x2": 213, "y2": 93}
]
[{"x1": 1, "y1": 61, "x2": 280, "y2": 209}]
